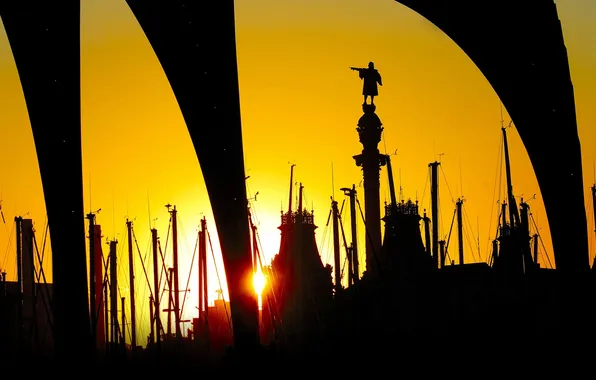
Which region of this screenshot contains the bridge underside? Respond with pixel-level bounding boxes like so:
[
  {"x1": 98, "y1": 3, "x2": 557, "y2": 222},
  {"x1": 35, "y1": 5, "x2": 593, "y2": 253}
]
[
  {"x1": 124, "y1": 0, "x2": 259, "y2": 353},
  {"x1": 0, "y1": 0, "x2": 589, "y2": 354},
  {"x1": 395, "y1": 0, "x2": 588, "y2": 276},
  {"x1": 395, "y1": 0, "x2": 590, "y2": 332},
  {"x1": 0, "y1": 1, "x2": 90, "y2": 357}
]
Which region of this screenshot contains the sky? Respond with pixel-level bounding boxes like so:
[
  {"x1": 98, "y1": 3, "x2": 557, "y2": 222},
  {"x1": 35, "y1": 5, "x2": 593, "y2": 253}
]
[{"x1": 0, "y1": 0, "x2": 594, "y2": 345}]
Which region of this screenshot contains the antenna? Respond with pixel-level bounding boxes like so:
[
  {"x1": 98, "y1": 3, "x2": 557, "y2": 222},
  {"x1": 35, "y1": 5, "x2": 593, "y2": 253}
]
[
  {"x1": 331, "y1": 162, "x2": 335, "y2": 201},
  {"x1": 112, "y1": 189, "x2": 116, "y2": 238},
  {"x1": 147, "y1": 189, "x2": 152, "y2": 229},
  {"x1": 459, "y1": 156, "x2": 463, "y2": 197},
  {"x1": 89, "y1": 173, "x2": 92, "y2": 214}
]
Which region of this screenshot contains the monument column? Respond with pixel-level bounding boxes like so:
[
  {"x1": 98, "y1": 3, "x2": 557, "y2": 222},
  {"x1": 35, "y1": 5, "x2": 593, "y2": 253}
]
[{"x1": 353, "y1": 103, "x2": 386, "y2": 277}]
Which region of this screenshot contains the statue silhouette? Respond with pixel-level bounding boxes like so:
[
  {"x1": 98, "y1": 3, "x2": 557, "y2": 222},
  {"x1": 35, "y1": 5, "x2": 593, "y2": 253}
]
[{"x1": 350, "y1": 62, "x2": 383, "y2": 105}]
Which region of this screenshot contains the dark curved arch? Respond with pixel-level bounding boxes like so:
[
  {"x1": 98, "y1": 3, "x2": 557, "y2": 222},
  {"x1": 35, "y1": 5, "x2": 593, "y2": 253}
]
[
  {"x1": 394, "y1": 0, "x2": 588, "y2": 275},
  {"x1": 0, "y1": 1, "x2": 90, "y2": 356},
  {"x1": 123, "y1": 0, "x2": 259, "y2": 352},
  {"x1": 394, "y1": 0, "x2": 590, "y2": 332}
]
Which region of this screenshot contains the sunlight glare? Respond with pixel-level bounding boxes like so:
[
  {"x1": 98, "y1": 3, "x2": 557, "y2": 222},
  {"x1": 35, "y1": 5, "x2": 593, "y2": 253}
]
[{"x1": 253, "y1": 270, "x2": 266, "y2": 296}]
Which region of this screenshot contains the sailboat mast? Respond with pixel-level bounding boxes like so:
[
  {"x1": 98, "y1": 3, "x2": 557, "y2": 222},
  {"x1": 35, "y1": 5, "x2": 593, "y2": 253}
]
[
  {"x1": 126, "y1": 219, "x2": 137, "y2": 352},
  {"x1": 288, "y1": 164, "x2": 296, "y2": 213},
  {"x1": 200, "y1": 217, "x2": 209, "y2": 336},
  {"x1": 456, "y1": 198, "x2": 464, "y2": 265},
  {"x1": 349, "y1": 185, "x2": 359, "y2": 283},
  {"x1": 151, "y1": 227, "x2": 161, "y2": 349},
  {"x1": 167, "y1": 267, "x2": 173, "y2": 338},
  {"x1": 87, "y1": 212, "x2": 97, "y2": 349},
  {"x1": 385, "y1": 154, "x2": 398, "y2": 206},
  {"x1": 108, "y1": 240, "x2": 118, "y2": 347},
  {"x1": 332, "y1": 198, "x2": 341, "y2": 293},
  {"x1": 429, "y1": 161, "x2": 440, "y2": 269},
  {"x1": 121, "y1": 297, "x2": 126, "y2": 349},
  {"x1": 168, "y1": 204, "x2": 182, "y2": 338},
  {"x1": 14, "y1": 217, "x2": 23, "y2": 349},
  {"x1": 341, "y1": 185, "x2": 359, "y2": 285},
  {"x1": 502, "y1": 127, "x2": 520, "y2": 226}
]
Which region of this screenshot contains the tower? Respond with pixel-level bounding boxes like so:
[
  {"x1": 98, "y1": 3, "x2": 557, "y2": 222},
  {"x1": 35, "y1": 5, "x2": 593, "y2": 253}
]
[{"x1": 353, "y1": 104, "x2": 386, "y2": 278}]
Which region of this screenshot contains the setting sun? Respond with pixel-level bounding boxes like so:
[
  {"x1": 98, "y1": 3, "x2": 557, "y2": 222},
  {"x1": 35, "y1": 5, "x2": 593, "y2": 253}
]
[{"x1": 253, "y1": 270, "x2": 266, "y2": 296}]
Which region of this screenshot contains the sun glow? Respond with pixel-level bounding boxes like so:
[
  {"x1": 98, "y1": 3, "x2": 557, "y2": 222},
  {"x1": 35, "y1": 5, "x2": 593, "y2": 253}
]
[
  {"x1": 253, "y1": 270, "x2": 266, "y2": 311},
  {"x1": 253, "y1": 270, "x2": 266, "y2": 296}
]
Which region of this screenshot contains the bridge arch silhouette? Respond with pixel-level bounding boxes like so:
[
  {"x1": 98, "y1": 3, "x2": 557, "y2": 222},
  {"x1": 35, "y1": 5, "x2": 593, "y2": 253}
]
[{"x1": 0, "y1": 0, "x2": 589, "y2": 356}]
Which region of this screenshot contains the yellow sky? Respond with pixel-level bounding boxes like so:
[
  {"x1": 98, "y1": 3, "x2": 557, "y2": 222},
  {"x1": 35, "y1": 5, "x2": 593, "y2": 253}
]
[{"x1": 0, "y1": 0, "x2": 594, "y2": 344}]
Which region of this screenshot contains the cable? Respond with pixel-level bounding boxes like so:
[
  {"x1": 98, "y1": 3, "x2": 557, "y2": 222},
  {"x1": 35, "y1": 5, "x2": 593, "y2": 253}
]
[{"x1": 207, "y1": 228, "x2": 232, "y2": 333}]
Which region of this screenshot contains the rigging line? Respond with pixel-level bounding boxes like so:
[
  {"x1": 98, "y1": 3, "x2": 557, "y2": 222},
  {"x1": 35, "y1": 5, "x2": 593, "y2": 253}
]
[
  {"x1": 115, "y1": 278, "x2": 130, "y2": 343},
  {"x1": 92, "y1": 258, "x2": 114, "y2": 335},
  {"x1": 439, "y1": 164, "x2": 456, "y2": 206},
  {"x1": 131, "y1": 227, "x2": 155, "y2": 302},
  {"x1": 1, "y1": 220, "x2": 15, "y2": 272},
  {"x1": 466, "y1": 214, "x2": 480, "y2": 263},
  {"x1": 157, "y1": 216, "x2": 173, "y2": 304},
  {"x1": 0, "y1": 203, "x2": 12, "y2": 268},
  {"x1": 180, "y1": 226, "x2": 199, "y2": 317},
  {"x1": 444, "y1": 248, "x2": 452, "y2": 265},
  {"x1": 340, "y1": 256, "x2": 348, "y2": 285},
  {"x1": 31, "y1": 231, "x2": 54, "y2": 333},
  {"x1": 157, "y1": 239, "x2": 170, "y2": 307},
  {"x1": 529, "y1": 212, "x2": 553, "y2": 269},
  {"x1": 462, "y1": 221, "x2": 479, "y2": 262},
  {"x1": 420, "y1": 167, "x2": 430, "y2": 219},
  {"x1": 207, "y1": 228, "x2": 232, "y2": 333},
  {"x1": 337, "y1": 208, "x2": 351, "y2": 286},
  {"x1": 176, "y1": 215, "x2": 195, "y2": 313},
  {"x1": 116, "y1": 224, "x2": 127, "y2": 285},
  {"x1": 462, "y1": 207, "x2": 480, "y2": 261},
  {"x1": 486, "y1": 131, "x2": 504, "y2": 262},
  {"x1": 177, "y1": 214, "x2": 194, "y2": 268},
  {"x1": 163, "y1": 213, "x2": 172, "y2": 262},
  {"x1": 444, "y1": 208, "x2": 456, "y2": 253},
  {"x1": 40, "y1": 219, "x2": 49, "y2": 274}
]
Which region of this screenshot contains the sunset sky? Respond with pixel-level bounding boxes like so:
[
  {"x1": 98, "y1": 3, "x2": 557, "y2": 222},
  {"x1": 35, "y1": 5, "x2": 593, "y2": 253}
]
[{"x1": 0, "y1": 0, "x2": 594, "y2": 345}]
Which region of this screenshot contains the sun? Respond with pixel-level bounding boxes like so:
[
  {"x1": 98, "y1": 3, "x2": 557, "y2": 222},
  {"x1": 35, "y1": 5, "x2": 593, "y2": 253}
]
[{"x1": 253, "y1": 270, "x2": 266, "y2": 296}]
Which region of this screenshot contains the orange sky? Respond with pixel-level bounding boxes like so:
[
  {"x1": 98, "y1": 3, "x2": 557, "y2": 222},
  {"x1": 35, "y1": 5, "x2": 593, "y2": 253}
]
[{"x1": 0, "y1": 0, "x2": 594, "y2": 345}]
